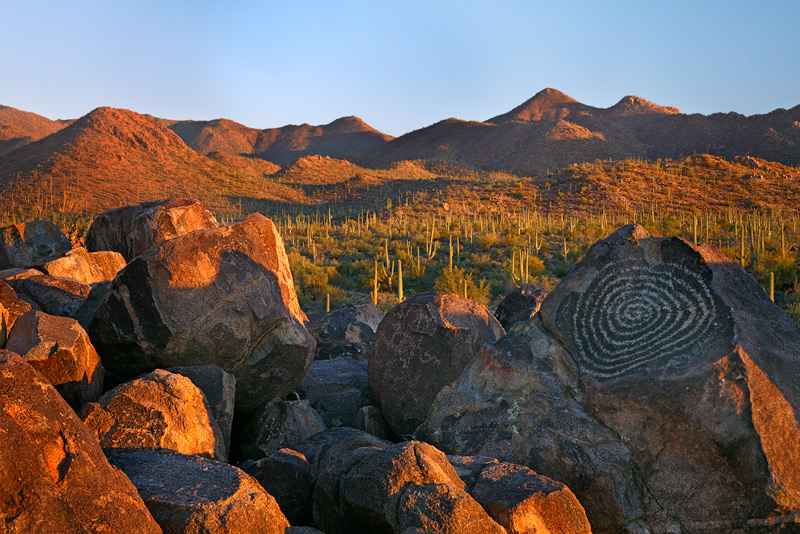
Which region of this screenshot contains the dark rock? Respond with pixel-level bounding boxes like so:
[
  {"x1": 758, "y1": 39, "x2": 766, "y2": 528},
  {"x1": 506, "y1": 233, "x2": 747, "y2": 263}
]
[
  {"x1": 85, "y1": 197, "x2": 219, "y2": 261},
  {"x1": 80, "y1": 369, "x2": 226, "y2": 460},
  {"x1": 6, "y1": 311, "x2": 103, "y2": 411},
  {"x1": 166, "y1": 364, "x2": 235, "y2": 459},
  {"x1": 9, "y1": 274, "x2": 91, "y2": 317},
  {"x1": 108, "y1": 448, "x2": 288, "y2": 534},
  {"x1": 298, "y1": 356, "x2": 372, "y2": 427},
  {"x1": 88, "y1": 213, "x2": 314, "y2": 414},
  {"x1": 39, "y1": 247, "x2": 126, "y2": 285},
  {"x1": 244, "y1": 448, "x2": 316, "y2": 525},
  {"x1": 0, "y1": 350, "x2": 161, "y2": 533},
  {"x1": 472, "y1": 462, "x2": 592, "y2": 534},
  {"x1": 446, "y1": 455, "x2": 499, "y2": 493},
  {"x1": 354, "y1": 405, "x2": 396, "y2": 441},
  {"x1": 0, "y1": 220, "x2": 71, "y2": 270},
  {"x1": 240, "y1": 397, "x2": 326, "y2": 460},
  {"x1": 423, "y1": 224, "x2": 800, "y2": 532},
  {"x1": 493, "y1": 283, "x2": 548, "y2": 330},
  {"x1": 0, "y1": 267, "x2": 44, "y2": 281},
  {"x1": 293, "y1": 426, "x2": 391, "y2": 471},
  {"x1": 308, "y1": 303, "x2": 383, "y2": 360},
  {"x1": 71, "y1": 280, "x2": 111, "y2": 330},
  {"x1": 368, "y1": 292, "x2": 505, "y2": 437}
]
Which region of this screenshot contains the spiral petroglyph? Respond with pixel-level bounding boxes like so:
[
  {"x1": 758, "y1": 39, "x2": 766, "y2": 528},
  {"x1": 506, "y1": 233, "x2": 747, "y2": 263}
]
[{"x1": 559, "y1": 259, "x2": 730, "y2": 378}]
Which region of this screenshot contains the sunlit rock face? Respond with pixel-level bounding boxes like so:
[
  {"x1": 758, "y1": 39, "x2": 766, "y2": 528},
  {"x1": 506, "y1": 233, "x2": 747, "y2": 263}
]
[
  {"x1": 0, "y1": 351, "x2": 162, "y2": 534},
  {"x1": 0, "y1": 220, "x2": 71, "y2": 270},
  {"x1": 85, "y1": 197, "x2": 220, "y2": 262},
  {"x1": 88, "y1": 213, "x2": 314, "y2": 414},
  {"x1": 421, "y1": 224, "x2": 800, "y2": 533}
]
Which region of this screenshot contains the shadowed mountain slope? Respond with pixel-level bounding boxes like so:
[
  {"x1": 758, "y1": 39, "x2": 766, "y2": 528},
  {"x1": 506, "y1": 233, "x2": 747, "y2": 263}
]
[{"x1": 0, "y1": 105, "x2": 74, "y2": 157}]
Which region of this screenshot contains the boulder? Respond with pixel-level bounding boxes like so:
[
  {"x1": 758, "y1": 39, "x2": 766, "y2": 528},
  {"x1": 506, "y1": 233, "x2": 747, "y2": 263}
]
[
  {"x1": 39, "y1": 247, "x2": 126, "y2": 285},
  {"x1": 447, "y1": 455, "x2": 499, "y2": 493},
  {"x1": 308, "y1": 303, "x2": 383, "y2": 360},
  {"x1": 0, "y1": 279, "x2": 32, "y2": 328},
  {"x1": 166, "y1": 364, "x2": 235, "y2": 459},
  {"x1": 368, "y1": 292, "x2": 505, "y2": 436},
  {"x1": 0, "y1": 302, "x2": 7, "y2": 348},
  {"x1": 494, "y1": 283, "x2": 548, "y2": 330},
  {"x1": 71, "y1": 280, "x2": 112, "y2": 330},
  {"x1": 6, "y1": 311, "x2": 103, "y2": 411},
  {"x1": 298, "y1": 356, "x2": 372, "y2": 427},
  {"x1": 472, "y1": 463, "x2": 592, "y2": 534},
  {"x1": 354, "y1": 405, "x2": 396, "y2": 441},
  {"x1": 315, "y1": 440, "x2": 504, "y2": 534},
  {"x1": 80, "y1": 369, "x2": 226, "y2": 460},
  {"x1": 0, "y1": 350, "x2": 161, "y2": 533},
  {"x1": 85, "y1": 197, "x2": 220, "y2": 261},
  {"x1": 88, "y1": 213, "x2": 314, "y2": 414},
  {"x1": 422, "y1": 224, "x2": 800, "y2": 532},
  {"x1": 240, "y1": 397, "x2": 327, "y2": 460},
  {"x1": 0, "y1": 220, "x2": 71, "y2": 270},
  {"x1": 108, "y1": 449, "x2": 289, "y2": 534},
  {"x1": 8, "y1": 274, "x2": 91, "y2": 317},
  {"x1": 0, "y1": 267, "x2": 44, "y2": 281},
  {"x1": 244, "y1": 448, "x2": 316, "y2": 525},
  {"x1": 293, "y1": 426, "x2": 391, "y2": 471}
]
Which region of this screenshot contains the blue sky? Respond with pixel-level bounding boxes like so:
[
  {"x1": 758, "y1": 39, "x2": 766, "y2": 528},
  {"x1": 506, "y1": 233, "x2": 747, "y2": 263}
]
[{"x1": 3, "y1": 1, "x2": 798, "y2": 136}]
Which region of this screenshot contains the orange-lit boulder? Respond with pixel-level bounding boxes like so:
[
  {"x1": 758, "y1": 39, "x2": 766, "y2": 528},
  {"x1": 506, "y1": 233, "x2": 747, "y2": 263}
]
[
  {"x1": 80, "y1": 369, "x2": 226, "y2": 460},
  {"x1": 39, "y1": 246, "x2": 126, "y2": 285},
  {"x1": 6, "y1": 311, "x2": 103, "y2": 411},
  {"x1": 0, "y1": 350, "x2": 161, "y2": 533},
  {"x1": 85, "y1": 197, "x2": 219, "y2": 261},
  {"x1": 88, "y1": 213, "x2": 314, "y2": 414},
  {"x1": 8, "y1": 274, "x2": 90, "y2": 317}
]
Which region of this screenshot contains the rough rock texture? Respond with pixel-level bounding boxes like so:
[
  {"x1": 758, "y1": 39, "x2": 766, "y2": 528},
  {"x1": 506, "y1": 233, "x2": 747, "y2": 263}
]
[
  {"x1": 472, "y1": 463, "x2": 592, "y2": 534},
  {"x1": 308, "y1": 303, "x2": 383, "y2": 360},
  {"x1": 85, "y1": 198, "x2": 220, "y2": 261},
  {"x1": 315, "y1": 440, "x2": 505, "y2": 534},
  {"x1": 80, "y1": 369, "x2": 226, "y2": 460},
  {"x1": 8, "y1": 274, "x2": 91, "y2": 317},
  {"x1": 0, "y1": 350, "x2": 161, "y2": 533},
  {"x1": 354, "y1": 405, "x2": 396, "y2": 441},
  {"x1": 0, "y1": 301, "x2": 7, "y2": 348},
  {"x1": 422, "y1": 224, "x2": 800, "y2": 533},
  {"x1": 71, "y1": 280, "x2": 111, "y2": 330},
  {"x1": 240, "y1": 397, "x2": 327, "y2": 460},
  {"x1": 108, "y1": 449, "x2": 288, "y2": 534},
  {"x1": 368, "y1": 292, "x2": 505, "y2": 437},
  {"x1": 88, "y1": 213, "x2": 314, "y2": 414},
  {"x1": 244, "y1": 448, "x2": 316, "y2": 525},
  {"x1": 293, "y1": 426, "x2": 391, "y2": 471},
  {"x1": 494, "y1": 284, "x2": 548, "y2": 330},
  {"x1": 0, "y1": 220, "x2": 71, "y2": 270},
  {"x1": 6, "y1": 311, "x2": 104, "y2": 411},
  {"x1": 447, "y1": 455, "x2": 499, "y2": 493},
  {"x1": 39, "y1": 247, "x2": 126, "y2": 285},
  {"x1": 166, "y1": 365, "x2": 235, "y2": 459},
  {"x1": 0, "y1": 267, "x2": 45, "y2": 281},
  {"x1": 0, "y1": 279, "x2": 32, "y2": 330},
  {"x1": 298, "y1": 356, "x2": 372, "y2": 427}
]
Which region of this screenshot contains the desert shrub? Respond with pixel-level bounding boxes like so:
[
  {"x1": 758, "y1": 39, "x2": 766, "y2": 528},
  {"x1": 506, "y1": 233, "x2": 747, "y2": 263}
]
[{"x1": 434, "y1": 267, "x2": 491, "y2": 306}]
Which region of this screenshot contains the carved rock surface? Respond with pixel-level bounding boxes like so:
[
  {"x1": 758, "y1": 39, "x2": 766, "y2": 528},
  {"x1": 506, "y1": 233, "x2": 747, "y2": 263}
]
[
  {"x1": 6, "y1": 311, "x2": 104, "y2": 411},
  {"x1": 88, "y1": 213, "x2": 314, "y2": 414},
  {"x1": 368, "y1": 292, "x2": 505, "y2": 436},
  {"x1": 39, "y1": 247, "x2": 126, "y2": 285},
  {"x1": 108, "y1": 448, "x2": 288, "y2": 534},
  {"x1": 494, "y1": 283, "x2": 548, "y2": 330},
  {"x1": 9, "y1": 274, "x2": 91, "y2": 317},
  {"x1": 80, "y1": 369, "x2": 226, "y2": 460},
  {"x1": 423, "y1": 224, "x2": 800, "y2": 533},
  {"x1": 298, "y1": 356, "x2": 372, "y2": 427},
  {"x1": 85, "y1": 197, "x2": 220, "y2": 261},
  {"x1": 0, "y1": 350, "x2": 161, "y2": 533},
  {"x1": 472, "y1": 463, "x2": 592, "y2": 534},
  {"x1": 308, "y1": 303, "x2": 383, "y2": 360},
  {"x1": 0, "y1": 220, "x2": 71, "y2": 270}
]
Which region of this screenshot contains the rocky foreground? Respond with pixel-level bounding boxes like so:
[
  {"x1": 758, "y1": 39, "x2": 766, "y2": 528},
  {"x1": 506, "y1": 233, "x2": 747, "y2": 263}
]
[{"x1": 1, "y1": 198, "x2": 799, "y2": 533}]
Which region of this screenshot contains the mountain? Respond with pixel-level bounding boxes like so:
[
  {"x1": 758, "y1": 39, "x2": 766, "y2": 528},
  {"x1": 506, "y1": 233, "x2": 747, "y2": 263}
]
[
  {"x1": 162, "y1": 115, "x2": 393, "y2": 165},
  {"x1": 356, "y1": 88, "x2": 800, "y2": 175},
  {"x1": 0, "y1": 107, "x2": 305, "y2": 217},
  {"x1": 0, "y1": 105, "x2": 74, "y2": 157}
]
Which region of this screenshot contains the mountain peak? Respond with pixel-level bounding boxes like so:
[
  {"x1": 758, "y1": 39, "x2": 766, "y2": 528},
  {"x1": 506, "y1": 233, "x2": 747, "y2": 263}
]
[
  {"x1": 489, "y1": 88, "x2": 582, "y2": 124},
  {"x1": 608, "y1": 95, "x2": 681, "y2": 116}
]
